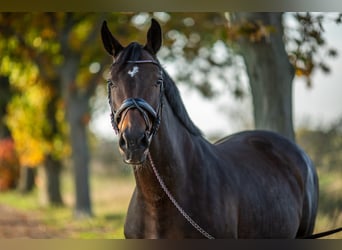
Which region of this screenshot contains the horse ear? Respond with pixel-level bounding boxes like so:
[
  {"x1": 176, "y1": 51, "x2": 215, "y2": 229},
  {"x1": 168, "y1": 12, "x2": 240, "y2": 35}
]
[
  {"x1": 101, "y1": 21, "x2": 123, "y2": 57},
  {"x1": 144, "y1": 18, "x2": 162, "y2": 54}
]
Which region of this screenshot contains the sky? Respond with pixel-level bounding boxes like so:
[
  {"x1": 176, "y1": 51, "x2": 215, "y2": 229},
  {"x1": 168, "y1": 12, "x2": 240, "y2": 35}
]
[
  {"x1": 90, "y1": 17, "x2": 342, "y2": 140},
  {"x1": 293, "y1": 21, "x2": 342, "y2": 129}
]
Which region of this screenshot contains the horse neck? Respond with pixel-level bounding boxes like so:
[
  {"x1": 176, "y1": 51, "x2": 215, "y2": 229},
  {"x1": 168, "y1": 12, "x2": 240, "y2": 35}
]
[{"x1": 133, "y1": 101, "x2": 205, "y2": 202}]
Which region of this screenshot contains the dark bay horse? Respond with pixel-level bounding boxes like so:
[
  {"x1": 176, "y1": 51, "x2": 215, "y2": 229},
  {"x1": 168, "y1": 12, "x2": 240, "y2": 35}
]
[{"x1": 101, "y1": 19, "x2": 319, "y2": 238}]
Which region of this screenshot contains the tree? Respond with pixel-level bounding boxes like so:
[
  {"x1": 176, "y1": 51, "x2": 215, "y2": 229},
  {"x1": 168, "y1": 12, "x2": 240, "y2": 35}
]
[
  {"x1": 228, "y1": 12, "x2": 340, "y2": 141},
  {"x1": 1, "y1": 13, "x2": 68, "y2": 202},
  {"x1": 0, "y1": 76, "x2": 20, "y2": 191},
  {"x1": 47, "y1": 13, "x2": 142, "y2": 216},
  {"x1": 142, "y1": 12, "x2": 339, "y2": 141},
  {"x1": 0, "y1": 13, "x2": 110, "y2": 215},
  {"x1": 229, "y1": 13, "x2": 295, "y2": 140},
  {"x1": 0, "y1": 76, "x2": 12, "y2": 139}
]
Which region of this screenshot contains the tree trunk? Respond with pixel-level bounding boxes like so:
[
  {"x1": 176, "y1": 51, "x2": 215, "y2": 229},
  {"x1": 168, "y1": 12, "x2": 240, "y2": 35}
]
[
  {"x1": 43, "y1": 83, "x2": 64, "y2": 205},
  {"x1": 60, "y1": 53, "x2": 93, "y2": 218},
  {"x1": 18, "y1": 166, "x2": 36, "y2": 193},
  {"x1": 0, "y1": 76, "x2": 12, "y2": 138},
  {"x1": 67, "y1": 94, "x2": 93, "y2": 218},
  {"x1": 56, "y1": 13, "x2": 107, "y2": 218},
  {"x1": 0, "y1": 76, "x2": 20, "y2": 191},
  {"x1": 43, "y1": 155, "x2": 64, "y2": 206},
  {"x1": 231, "y1": 12, "x2": 295, "y2": 141}
]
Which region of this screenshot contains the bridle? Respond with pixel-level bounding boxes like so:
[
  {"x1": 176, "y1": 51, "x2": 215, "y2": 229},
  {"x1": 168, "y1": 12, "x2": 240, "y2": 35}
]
[{"x1": 108, "y1": 59, "x2": 164, "y2": 144}]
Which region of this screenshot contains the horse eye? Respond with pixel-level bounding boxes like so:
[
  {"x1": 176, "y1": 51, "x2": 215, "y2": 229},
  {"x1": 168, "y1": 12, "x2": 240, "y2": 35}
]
[
  {"x1": 107, "y1": 79, "x2": 117, "y2": 88},
  {"x1": 156, "y1": 78, "x2": 163, "y2": 85}
]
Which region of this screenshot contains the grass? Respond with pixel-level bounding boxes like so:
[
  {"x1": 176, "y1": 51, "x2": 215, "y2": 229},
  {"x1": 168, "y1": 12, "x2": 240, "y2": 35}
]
[
  {"x1": 313, "y1": 169, "x2": 342, "y2": 239},
  {"x1": 0, "y1": 166, "x2": 341, "y2": 238},
  {"x1": 0, "y1": 168, "x2": 135, "y2": 239}
]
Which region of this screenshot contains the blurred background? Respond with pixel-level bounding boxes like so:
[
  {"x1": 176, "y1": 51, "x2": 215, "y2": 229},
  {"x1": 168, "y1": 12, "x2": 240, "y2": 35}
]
[{"x1": 0, "y1": 12, "x2": 341, "y2": 238}]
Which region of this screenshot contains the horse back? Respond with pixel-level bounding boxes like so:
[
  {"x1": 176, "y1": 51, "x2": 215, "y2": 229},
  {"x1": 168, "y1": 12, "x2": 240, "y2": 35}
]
[
  {"x1": 214, "y1": 130, "x2": 318, "y2": 238},
  {"x1": 214, "y1": 130, "x2": 312, "y2": 184}
]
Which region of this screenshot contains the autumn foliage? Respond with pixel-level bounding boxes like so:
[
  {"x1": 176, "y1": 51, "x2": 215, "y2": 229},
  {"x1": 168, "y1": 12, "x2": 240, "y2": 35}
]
[{"x1": 0, "y1": 138, "x2": 20, "y2": 191}]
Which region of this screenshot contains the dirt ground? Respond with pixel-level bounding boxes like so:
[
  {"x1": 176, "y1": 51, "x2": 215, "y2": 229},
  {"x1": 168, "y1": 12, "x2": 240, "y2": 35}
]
[{"x1": 0, "y1": 204, "x2": 64, "y2": 238}]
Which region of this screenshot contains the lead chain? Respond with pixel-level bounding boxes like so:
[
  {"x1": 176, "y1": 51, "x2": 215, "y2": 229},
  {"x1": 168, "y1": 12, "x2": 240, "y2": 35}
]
[{"x1": 148, "y1": 153, "x2": 215, "y2": 239}]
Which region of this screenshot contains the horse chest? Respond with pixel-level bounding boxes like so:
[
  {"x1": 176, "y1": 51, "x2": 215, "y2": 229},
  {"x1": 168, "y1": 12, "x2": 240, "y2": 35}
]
[
  {"x1": 123, "y1": 189, "x2": 165, "y2": 238},
  {"x1": 125, "y1": 194, "x2": 207, "y2": 238}
]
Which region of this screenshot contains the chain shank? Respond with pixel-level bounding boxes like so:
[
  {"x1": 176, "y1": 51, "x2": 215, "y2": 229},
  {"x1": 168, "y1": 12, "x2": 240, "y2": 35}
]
[{"x1": 148, "y1": 153, "x2": 215, "y2": 239}]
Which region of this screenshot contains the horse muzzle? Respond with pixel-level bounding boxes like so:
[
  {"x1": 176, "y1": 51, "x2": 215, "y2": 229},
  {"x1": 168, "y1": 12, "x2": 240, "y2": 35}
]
[
  {"x1": 118, "y1": 129, "x2": 150, "y2": 165},
  {"x1": 112, "y1": 97, "x2": 162, "y2": 165}
]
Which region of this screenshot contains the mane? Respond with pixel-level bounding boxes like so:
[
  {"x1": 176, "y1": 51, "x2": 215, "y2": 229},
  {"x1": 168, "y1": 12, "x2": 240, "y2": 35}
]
[
  {"x1": 162, "y1": 69, "x2": 203, "y2": 137},
  {"x1": 111, "y1": 42, "x2": 202, "y2": 137}
]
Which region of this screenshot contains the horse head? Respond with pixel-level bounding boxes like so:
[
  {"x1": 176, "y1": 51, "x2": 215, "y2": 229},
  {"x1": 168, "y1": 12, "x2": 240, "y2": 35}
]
[{"x1": 101, "y1": 19, "x2": 163, "y2": 164}]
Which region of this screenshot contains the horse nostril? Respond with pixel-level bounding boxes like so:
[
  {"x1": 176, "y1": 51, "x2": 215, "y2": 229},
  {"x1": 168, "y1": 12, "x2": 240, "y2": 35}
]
[
  {"x1": 119, "y1": 131, "x2": 149, "y2": 150},
  {"x1": 140, "y1": 133, "x2": 149, "y2": 148},
  {"x1": 119, "y1": 133, "x2": 127, "y2": 149}
]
